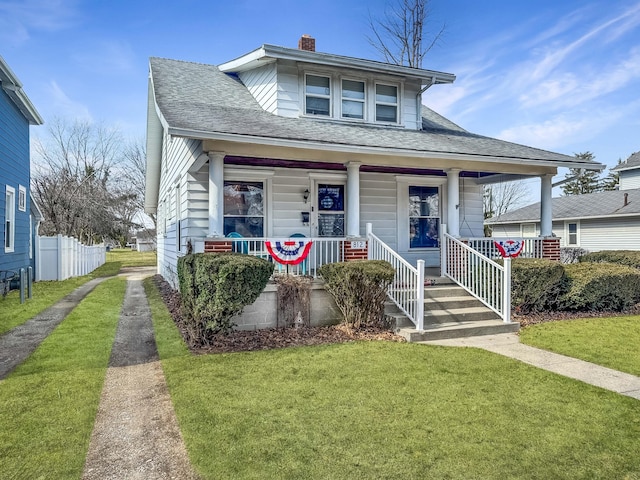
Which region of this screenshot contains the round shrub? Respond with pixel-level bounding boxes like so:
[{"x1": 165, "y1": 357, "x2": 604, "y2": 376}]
[{"x1": 510, "y1": 258, "x2": 569, "y2": 313}]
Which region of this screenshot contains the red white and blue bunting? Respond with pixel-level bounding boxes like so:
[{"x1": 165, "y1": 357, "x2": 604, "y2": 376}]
[
  {"x1": 494, "y1": 239, "x2": 525, "y2": 258},
  {"x1": 265, "y1": 239, "x2": 313, "y2": 265}
]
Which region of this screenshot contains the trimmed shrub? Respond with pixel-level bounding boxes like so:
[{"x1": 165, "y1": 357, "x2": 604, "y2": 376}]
[
  {"x1": 510, "y1": 258, "x2": 569, "y2": 313},
  {"x1": 560, "y1": 262, "x2": 640, "y2": 311},
  {"x1": 177, "y1": 253, "x2": 274, "y2": 344},
  {"x1": 579, "y1": 250, "x2": 640, "y2": 269},
  {"x1": 318, "y1": 260, "x2": 395, "y2": 329}
]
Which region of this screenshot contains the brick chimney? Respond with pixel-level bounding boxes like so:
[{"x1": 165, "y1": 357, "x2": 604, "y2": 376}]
[{"x1": 298, "y1": 34, "x2": 315, "y2": 52}]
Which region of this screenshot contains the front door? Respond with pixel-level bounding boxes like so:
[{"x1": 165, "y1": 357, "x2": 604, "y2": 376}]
[{"x1": 314, "y1": 183, "x2": 346, "y2": 237}]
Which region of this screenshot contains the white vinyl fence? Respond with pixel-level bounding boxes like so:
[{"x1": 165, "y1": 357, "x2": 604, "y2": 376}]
[{"x1": 36, "y1": 235, "x2": 106, "y2": 281}]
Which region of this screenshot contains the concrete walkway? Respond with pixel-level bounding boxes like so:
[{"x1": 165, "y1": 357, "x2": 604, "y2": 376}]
[{"x1": 421, "y1": 333, "x2": 640, "y2": 400}]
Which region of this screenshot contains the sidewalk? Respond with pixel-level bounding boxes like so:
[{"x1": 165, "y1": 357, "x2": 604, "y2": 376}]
[{"x1": 421, "y1": 333, "x2": 640, "y2": 400}]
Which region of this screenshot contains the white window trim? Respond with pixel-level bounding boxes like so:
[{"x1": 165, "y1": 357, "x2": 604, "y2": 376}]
[
  {"x1": 564, "y1": 220, "x2": 580, "y2": 246},
  {"x1": 375, "y1": 82, "x2": 400, "y2": 125},
  {"x1": 223, "y1": 167, "x2": 274, "y2": 237},
  {"x1": 303, "y1": 73, "x2": 332, "y2": 118},
  {"x1": 340, "y1": 77, "x2": 366, "y2": 121},
  {"x1": 5, "y1": 185, "x2": 16, "y2": 253},
  {"x1": 175, "y1": 182, "x2": 182, "y2": 253},
  {"x1": 18, "y1": 185, "x2": 26, "y2": 212}
]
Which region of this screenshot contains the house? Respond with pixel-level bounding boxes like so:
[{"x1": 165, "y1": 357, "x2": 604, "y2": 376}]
[
  {"x1": 145, "y1": 36, "x2": 603, "y2": 331},
  {"x1": 486, "y1": 151, "x2": 640, "y2": 252},
  {"x1": 1, "y1": 56, "x2": 43, "y2": 283}
]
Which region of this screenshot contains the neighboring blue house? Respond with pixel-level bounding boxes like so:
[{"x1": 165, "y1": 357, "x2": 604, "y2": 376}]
[{"x1": 0, "y1": 55, "x2": 43, "y2": 278}]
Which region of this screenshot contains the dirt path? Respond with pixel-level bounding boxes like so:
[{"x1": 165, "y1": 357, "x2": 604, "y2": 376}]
[{"x1": 82, "y1": 269, "x2": 199, "y2": 480}]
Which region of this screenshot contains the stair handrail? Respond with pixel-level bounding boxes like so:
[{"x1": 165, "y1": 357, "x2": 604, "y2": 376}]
[
  {"x1": 442, "y1": 231, "x2": 512, "y2": 323},
  {"x1": 366, "y1": 224, "x2": 425, "y2": 330}
]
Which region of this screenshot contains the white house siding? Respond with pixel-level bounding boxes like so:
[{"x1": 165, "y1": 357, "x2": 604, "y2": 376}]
[
  {"x1": 275, "y1": 61, "x2": 300, "y2": 118},
  {"x1": 158, "y1": 136, "x2": 203, "y2": 286},
  {"x1": 619, "y1": 169, "x2": 640, "y2": 190},
  {"x1": 360, "y1": 172, "x2": 398, "y2": 247},
  {"x1": 238, "y1": 64, "x2": 278, "y2": 114},
  {"x1": 577, "y1": 217, "x2": 640, "y2": 251},
  {"x1": 459, "y1": 178, "x2": 484, "y2": 237},
  {"x1": 401, "y1": 79, "x2": 421, "y2": 130}
]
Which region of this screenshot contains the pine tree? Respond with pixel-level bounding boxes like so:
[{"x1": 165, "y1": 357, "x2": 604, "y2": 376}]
[{"x1": 561, "y1": 152, "x2": 603, "y2": 195}]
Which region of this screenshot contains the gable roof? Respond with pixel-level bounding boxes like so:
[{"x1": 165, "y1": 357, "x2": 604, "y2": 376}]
[
  {"x1": 612, "y1": 151, "x2": 640, "y2": 172},
  {"x1": 0, "y1": 55, "x2": 43, "y2": 125},
  {"x1": 148, "y1": 56, "x2": 602, "y2": 171},
  {"x1": 486, "y1": 188, "x2": 640, "y2": 224}
]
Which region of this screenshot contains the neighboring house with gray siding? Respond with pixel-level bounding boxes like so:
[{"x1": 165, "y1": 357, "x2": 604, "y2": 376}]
[
  {"x1": 145, "y1": 36, "x2": 603, "y2": 287},
  {"x1": 486, "y1": 151, "x2": 640, "y2": 252}
]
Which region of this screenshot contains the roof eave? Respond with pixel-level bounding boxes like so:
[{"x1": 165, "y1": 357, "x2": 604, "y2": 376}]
[
  {"x1": 218, "y1": 44, "x2": 456, "y2": 84},
  {"x1": 167, "y1": 127, "x2": 600, "y2": 170}
]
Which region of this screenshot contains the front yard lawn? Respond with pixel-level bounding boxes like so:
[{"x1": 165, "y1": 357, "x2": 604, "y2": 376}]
[
  {"x1": 146, "y1": 278, "x2": 640, "y2": 480},
  {"x1": 520, "y1": 315, "x2": 640, "y2": 376}
]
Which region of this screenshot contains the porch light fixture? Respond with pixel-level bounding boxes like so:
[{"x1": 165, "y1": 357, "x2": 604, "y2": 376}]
[{"x1": 303, "y1": 189, "x2": 310, "y2": 203}]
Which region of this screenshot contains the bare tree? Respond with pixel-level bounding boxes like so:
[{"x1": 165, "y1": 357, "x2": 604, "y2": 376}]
[
  {"x1": 483, "y1": 181, "x2": 532, "y2": 236},
  {"x1": 368, "y1": 0, "x2": 445, "y2": 68},
  {"x1": 121, "y1": 138, "x2": 156, "y2": 230},
  {"x1": 31, "y1": 118, "x2": 142, "y2": 245}
]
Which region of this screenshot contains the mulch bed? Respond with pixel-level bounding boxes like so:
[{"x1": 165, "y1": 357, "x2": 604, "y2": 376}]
[{"x1": 151, "y1": 275, "x2": 405, "y2": 354}]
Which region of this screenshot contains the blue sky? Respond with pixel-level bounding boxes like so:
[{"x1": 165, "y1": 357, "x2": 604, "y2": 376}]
[{"x1": 2, "y1": 0, "x2": 639, "y2": 194}]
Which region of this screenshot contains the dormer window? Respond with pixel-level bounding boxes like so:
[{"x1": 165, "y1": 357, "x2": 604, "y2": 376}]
[
  {"x1": 305, "y1": 74, "x2": 331, "y2": 116},
  {"x1": 375, "y1": 83, "x2": 398, "y2": 123},
  {"x1": 341, "y1": 79, "x2": 365, "y2": 120}
]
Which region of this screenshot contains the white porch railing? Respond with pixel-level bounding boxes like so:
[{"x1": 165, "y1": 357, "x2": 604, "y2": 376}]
[
  {"x1": 225, "y1": 237, "x2": 344, "y2": 278},
  {"x1": 467, "y1": 237, "x2": 543, "y2": 259},
  {"x1": 366, "y1": 224, "x2": 425, "y2": 330},
  {"x1": 442, "y1": 232, "x2": 512, "y2": 323}
]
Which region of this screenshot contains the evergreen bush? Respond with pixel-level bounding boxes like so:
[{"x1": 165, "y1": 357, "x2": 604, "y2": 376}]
[
  {"x1": 579, "y1": 250, "x2": 640, "y2": 269},
  {"x1": 510, "y1": 258, "x2": 569, "y2": 313},
  {"x1": 177, "y1": 253, "x2": 273, "y2": 344},
  {"x1": 318, "y1": 260, "x2": 395, "y2": 329},
  {"x1": 560, "y1": 262, "x2": 640, "y2": 311}
]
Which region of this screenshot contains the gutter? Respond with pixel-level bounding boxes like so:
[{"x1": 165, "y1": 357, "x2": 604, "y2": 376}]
[{"x1": 417, "y1": 77, "x2": 437, "y2": 128}]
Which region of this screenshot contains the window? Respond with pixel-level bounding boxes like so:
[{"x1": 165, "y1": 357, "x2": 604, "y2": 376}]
[
  {"x1": 341, "y1": 79, "x2": 365, "y2": 119},
  {"x1": 317, "y1": 184, "x2": 345, "y2": 237},
  {"x1": 223, "y1": 181, "x2": 264, "y2": 237},
  {"x1": 18, "y1": 185, "x2": 26, "y2": 212},
  {"x1": 375, "y1": 84, "x2": 398, "y2": 123},
  {"x1": 409, "y1": 186, "x2": 439, "y2": 248},
  {"x1": 566, "y1": 222, "x2": 579, "y2": 246},
  {"x1": 305, "y1": 74, "x2": 331, "y2": 116},
  {"x1": 5, "y1": 185, "x2": 15, "y2": 252}
]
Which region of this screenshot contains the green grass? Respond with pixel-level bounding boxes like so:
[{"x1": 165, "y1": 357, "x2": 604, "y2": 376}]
[
  {"x1": 146, "y1": 279, "x2": 640, "y2": 480},
  {"x1": 0, "y1": 277, "x2": 126, "y2": 479},
  {"x1": 106, "y1": 248, "x2": 157, "y2": 267},
  {"x1": 520, "y1": 315, "x2": 640, "y2": 376}
]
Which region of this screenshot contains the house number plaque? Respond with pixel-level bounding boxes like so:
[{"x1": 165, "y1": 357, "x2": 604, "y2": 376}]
[{"x1": 350, "y1": 241, "x2": 366, "y2": 249}]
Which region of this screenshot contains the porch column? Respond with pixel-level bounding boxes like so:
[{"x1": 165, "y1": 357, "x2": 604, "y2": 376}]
[
  {"x1": 345, "y1": 161, "x2": 361, "y2": 237},
  {"x1": 446, "y1": 169, "x2": 460, "y2": 238},
  {"x1": 540, "y1": 174, "x2": 553, "y2": 237},
  {"x1": 208, "y1": 151, "x2": 225, "y2": 237}
]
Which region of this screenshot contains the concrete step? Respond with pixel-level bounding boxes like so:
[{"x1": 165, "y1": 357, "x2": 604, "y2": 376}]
[
  {"x1": 424, "y1": 284, "x2": 468, "y2": 299},
  {"x1": 426, "y1": 306, "x2": 502, "y2": 323},
  {"x1": 424, "y1": 295, "x2": 485, "y2": 310},
  {"x1": 397, "y1": 320, "x2": 520, "y2": 342}
]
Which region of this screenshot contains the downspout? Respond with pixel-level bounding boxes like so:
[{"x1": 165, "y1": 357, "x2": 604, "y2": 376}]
[{"x1": 416, "y1": 76, "x2": 437, "y2": 129}]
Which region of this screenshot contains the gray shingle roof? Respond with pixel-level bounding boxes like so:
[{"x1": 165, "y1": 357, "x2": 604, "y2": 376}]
[
  {"x1": 612, "y1": 151, "x2": 640, "y2": 171},
  {"x1": 149, "y1": 57, "x2": 601, "y2": 168},
  {"x1": 486, "y1": 188, "x2": 640, "y2": 224}
]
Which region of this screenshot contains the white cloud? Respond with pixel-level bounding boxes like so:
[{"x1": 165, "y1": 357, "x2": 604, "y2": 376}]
[
  {"x1": 0, "y1": 0, "x2": 80, "y2": 46},
  {"x1": 47, "y1": 80, "x2": 93, "y2": 121}
]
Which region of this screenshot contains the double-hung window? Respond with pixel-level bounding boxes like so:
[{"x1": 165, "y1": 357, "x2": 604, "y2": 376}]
[
  {"x1": 305, "y1": 74, "x2": 331, "y2": 116},
  {"x1": 566, "y1": 222, "x2": 579, "y2": 246},
  {"x1": 375, "y1": 83, "x2": 398, "y2": 123},
  {"x1": 223, "y1": 181, "x2": 264, "y2": 237},
  {"x1": 5, "y1": 185, "x2": 15, "y2": 252},
  {"x1": 341, "y1": 79, "x2": 365, "y2": 119}
]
